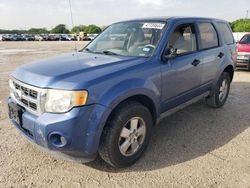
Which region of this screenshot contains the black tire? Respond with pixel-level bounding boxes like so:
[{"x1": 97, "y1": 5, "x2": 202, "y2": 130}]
[
  {"x1": 206, "y1": 72, "x2": 231, "y2": 108},
  {"x1": 98, "y1": 101, "x2": 153, "y2": 168}
]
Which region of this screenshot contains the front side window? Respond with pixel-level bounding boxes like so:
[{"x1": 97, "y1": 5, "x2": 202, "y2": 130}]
[
  {"x1": 239, "y1": 34, "x2": 250, "y2": 44},
  {"x1": 198, "y1": 23, "x2": 219, "y2": 50},
  {"x1": 84, "y1": 21, "x2": 166, "y2": 57},
  {"x1": 166, "y1": 23, "x2": 197, "y2": 56}
]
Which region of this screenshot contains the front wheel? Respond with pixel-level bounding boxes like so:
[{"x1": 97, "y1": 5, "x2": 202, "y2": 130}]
[
  {"x1": 206, "y1": 72, "x2": 231, "y2": 108},
  {"x1": 98, "y1": 101, "x2": 153, "y2": 168}
]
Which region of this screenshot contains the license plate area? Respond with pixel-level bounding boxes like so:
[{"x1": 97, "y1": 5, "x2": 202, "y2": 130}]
[{"x1": 8, "y1": 103, "x2": 24, "y2": 126}]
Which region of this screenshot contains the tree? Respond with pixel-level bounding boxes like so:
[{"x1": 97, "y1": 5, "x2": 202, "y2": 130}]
[
  {"x1": 230, "y1": 19, "x2": 250, "y2": 32},
  {"x1": 101, "y1": 25, "x2": 108, "y2": 31},
  {"x1": 84, "y1": 25, "x2": 102, "y2": 34},
  {"x1": 51, "y1": 24, "x2": 69, "y2": 34},
  {"x1": 0, "y1": 29, "x2": 26, "y2": 34},
  {"x1": 27, "y1": 28, "x2": 49, "y2": 34},
  {"x1": 71, "y1": 25, "x2": 86, "y2": 33},
  {"x1": 0, "y1": 23, "x2": 104, "y2": 35}
]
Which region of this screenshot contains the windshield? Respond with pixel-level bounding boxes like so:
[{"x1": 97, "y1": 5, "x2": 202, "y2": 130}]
[
  {"x1": 84, "y1": 21, "x2": 166, "y2": 57},
  {"x1": 239, "y1": 34, "x2": 250, "y2": 44}
]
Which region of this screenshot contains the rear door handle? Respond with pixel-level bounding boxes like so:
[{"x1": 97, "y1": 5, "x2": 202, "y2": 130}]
[
  {"x1": 218, "y1": 52, "x2": 224, "y2": 58},
  {"x1": 191, "y1": 59, "x2": 200, "y2": 66}
]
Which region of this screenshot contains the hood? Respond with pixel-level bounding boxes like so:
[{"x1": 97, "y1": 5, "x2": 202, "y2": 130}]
[
  {"x1": 237, "y1": 43, "x2": 250, "y2": 53},
  {"x1": 12, "y1": 52, "x2": 147, "y2": 89}
]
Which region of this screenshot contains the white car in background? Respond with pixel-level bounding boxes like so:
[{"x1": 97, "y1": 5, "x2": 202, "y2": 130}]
[
  {"x1": 88, "y1": 34, "x2": 98, "y2": 40},
  {"x1": 34, "y1": 35, "x2": 44, "y2": 41},
  {"x1": 60, "y1": 34, "x2": 76, "y2": 41}
]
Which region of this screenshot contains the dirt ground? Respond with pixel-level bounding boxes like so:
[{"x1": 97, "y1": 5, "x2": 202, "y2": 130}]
[{"x1": 0, "y1": 41, "x2": 249, "y2": 188}]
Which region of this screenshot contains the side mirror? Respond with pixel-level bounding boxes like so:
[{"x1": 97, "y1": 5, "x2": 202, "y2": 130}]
[{"x1": 164, "y1": 47, "x2": 177, "y2": 59}]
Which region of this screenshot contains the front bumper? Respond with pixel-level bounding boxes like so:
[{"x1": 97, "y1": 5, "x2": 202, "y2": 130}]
[
  {"x1": 8, "y1": 97, "x2": 111, "y2": 163},
  {"x1": 236, "y1": 53, "x2": 250, "y2": 65}
]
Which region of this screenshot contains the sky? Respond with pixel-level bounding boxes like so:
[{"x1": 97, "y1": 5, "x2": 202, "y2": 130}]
[{"x1": 0, "y1": 0, "x2": 249, "y2": 30}]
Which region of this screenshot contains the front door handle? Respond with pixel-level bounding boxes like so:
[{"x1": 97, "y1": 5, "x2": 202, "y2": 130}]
[
  {"x1": 191, "y1": 59, "x2": 200, "y2": 66},
  {"x1": 218, "y1": 52, "x2": 224, "y2": 58}
]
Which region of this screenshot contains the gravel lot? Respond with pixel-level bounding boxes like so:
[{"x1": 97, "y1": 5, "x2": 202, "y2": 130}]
[{"x1": 0, "y1": 42, "x2": 249, "y2": 188}]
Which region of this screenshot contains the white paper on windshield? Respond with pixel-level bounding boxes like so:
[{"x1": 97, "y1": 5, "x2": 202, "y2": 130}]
[
  {"x1": 142, "y1": 23, "x2": 165, "y2": 29},
  {"x1": 143, "y1": 47, "x2": 150, "y2": 52}
]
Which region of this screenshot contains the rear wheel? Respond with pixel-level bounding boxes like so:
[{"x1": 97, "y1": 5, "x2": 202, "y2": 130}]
[
  {"x1": 206, "y1": 72, "x2": 231, "y2": 108},
  {"x1": 98, "y1": 101, "x2": 153, "y2": 168}
]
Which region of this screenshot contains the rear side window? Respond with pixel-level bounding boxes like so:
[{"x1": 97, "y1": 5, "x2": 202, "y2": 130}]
[
  {"x1": 197, "y1": 23, "x2": 219, "y2": 50},
  {"x1": 217, "y1": 22, "x2": 234, "y2": 45}
]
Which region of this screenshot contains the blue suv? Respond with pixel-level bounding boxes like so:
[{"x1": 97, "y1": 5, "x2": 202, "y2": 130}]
[{"x1": 8, "y1": 17, "x2": 236, "y2": 167}]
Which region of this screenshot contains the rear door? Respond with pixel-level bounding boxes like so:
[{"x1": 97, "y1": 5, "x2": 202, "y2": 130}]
[
  {"x1": 196, "y1": 22, "x2": 224, "y2": 85},
  {"x1": 215, "y1": 22, "x2": 237, "y2": 66}
]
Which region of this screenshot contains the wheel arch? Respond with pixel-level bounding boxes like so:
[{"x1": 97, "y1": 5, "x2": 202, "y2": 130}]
[
  {"x1": 223, "y1": 65, "x2": 234, "y2": 82},
  {"x1": 97, "y1": 78, "x2": 161, "y2": 124},
  {"x1": 106, "y1": 94, "x2": 158, "y2": 126}
]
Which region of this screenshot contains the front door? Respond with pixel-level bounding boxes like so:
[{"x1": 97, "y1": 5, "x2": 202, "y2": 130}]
[{"x1": 160, "y1": 23, "x2": 202, "y2": 112}]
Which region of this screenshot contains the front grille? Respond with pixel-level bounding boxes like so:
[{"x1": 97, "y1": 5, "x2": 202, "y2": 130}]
[
  {"x1": 30, "y1": 89, "x2": 38, "y2": 98},
  {"x1": 21, "y1": 98, "x2": 28, "y2": 106},
  {"x1": 9, "y1": 78, "x2": 45, "y2": 115},
  {"x1": 14, "y1": 82, "x2": 38, "y2": 99},
  {"x1": 21, "y1": 98, "x2": 37, "y2": 110}
]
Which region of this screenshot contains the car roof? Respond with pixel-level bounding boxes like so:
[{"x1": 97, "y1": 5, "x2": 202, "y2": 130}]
[{"x1": 115, "y1": 16, "x2": 227, "y2": 24}]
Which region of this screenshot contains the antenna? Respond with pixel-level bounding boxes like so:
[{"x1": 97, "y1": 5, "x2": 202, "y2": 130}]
[{"x1": 68, "y1": 0, "x2": 78, "y2": 53}]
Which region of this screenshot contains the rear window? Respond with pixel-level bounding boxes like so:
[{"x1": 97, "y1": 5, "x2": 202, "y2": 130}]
[
  {"x1": 197, "y1": 23, "x2": 219, "y2": 50},
  {"x1": 217, "y1": 22, "x2": 234, "y2": 45}
]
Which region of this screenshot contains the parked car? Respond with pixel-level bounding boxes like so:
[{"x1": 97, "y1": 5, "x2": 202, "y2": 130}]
[
  {"x1": 34, "y1": 35, "x2": 44, "y2": 41},
  {"x1": 88, "y1": 34, "x2": 98, "y2": 40},
  {"x1": 236, "y1": 33, "x2": 250, "y2": 70},
  {"x1": 22, "y1": 34, "x2": 35, "y2": 41},
  {"x1": 11, "y1": 34, "x2": 24, "y2": 41},
  {"x1": 77, "y1": 32, "x2": 91, "y2": 41},
  {"x1": 46, "y1": 34, "x2": 59, "y2": 41},
  {"x1": 2, "y1": 34, "x2": 13, "y2": 41},
  {"x1": 8, "y1": 17, "x2": 236, "y2": 168},
  {"x1": 41, "y1": 34, "x2": 50, "y2": 41},
  {"x1": 59, "y1": 34, "x2": 76, "y2": 41}
]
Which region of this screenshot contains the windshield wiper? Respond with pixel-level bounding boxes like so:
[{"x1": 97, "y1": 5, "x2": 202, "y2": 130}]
[
  {"x1": 83, "y1": 48, "x2": 93, "y2": 53},
  {"x1": 82, "y1": 48, "x2": 118, "y2": 55},
  {"x1": 102, "y1": 50, "x2": 118, "y2": 55}
]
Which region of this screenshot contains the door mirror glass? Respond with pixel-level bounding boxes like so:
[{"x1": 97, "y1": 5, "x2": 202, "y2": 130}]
[{"x1": 165, "y1": 47, "x2": 177, "y2": 59}]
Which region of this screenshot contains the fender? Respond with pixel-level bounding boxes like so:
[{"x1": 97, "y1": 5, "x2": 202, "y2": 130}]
[
  {"x1": 87, "y1": 78, "x2": 161, "y2": 153},
  {"x1": 98, "y1": 78, "x2": 161, "y2": 117},
  {"x1": 210, "y1": 53, "x2": 235, "y2": 93}
]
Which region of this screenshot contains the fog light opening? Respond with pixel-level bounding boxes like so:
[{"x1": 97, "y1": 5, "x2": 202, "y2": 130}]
[{"x1": 49, "y1": 133, "x2": 68, "y2": 148}]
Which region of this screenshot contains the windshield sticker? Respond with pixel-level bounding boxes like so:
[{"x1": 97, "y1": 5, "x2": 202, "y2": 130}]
[{"x1": 142, "y1": 23, "x2": 165, "y2": 30}]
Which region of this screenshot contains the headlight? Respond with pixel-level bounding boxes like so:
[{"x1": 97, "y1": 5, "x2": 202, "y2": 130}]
[{"x1": 45, "y1": 89, "x2": 88, "y2": 113}]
